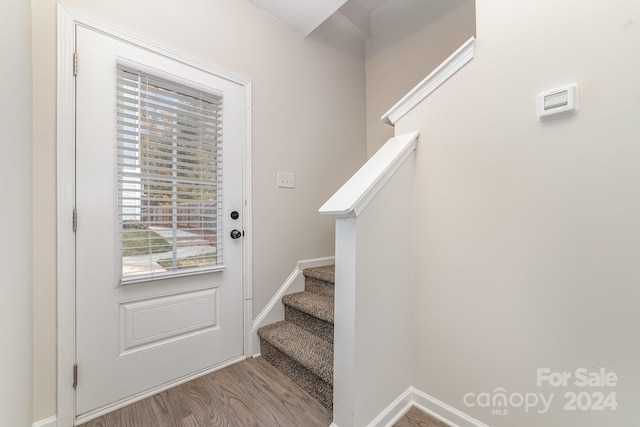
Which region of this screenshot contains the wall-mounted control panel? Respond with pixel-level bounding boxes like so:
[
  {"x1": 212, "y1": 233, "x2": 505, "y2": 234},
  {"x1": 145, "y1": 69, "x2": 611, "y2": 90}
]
[{"x1": 537, "y1": 83, "x2": 579, "y2": 121}]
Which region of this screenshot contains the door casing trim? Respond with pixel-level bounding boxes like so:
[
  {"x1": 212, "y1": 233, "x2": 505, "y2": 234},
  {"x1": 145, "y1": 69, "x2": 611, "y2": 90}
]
[{"x1": 56, "y1": 5, "x2": 253, "y2": 425}]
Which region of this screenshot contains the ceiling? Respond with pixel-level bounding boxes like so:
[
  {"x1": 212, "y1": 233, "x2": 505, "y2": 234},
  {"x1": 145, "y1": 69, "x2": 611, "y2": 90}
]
[
  {"x1": 353, "y1": 0, "x2": 393, "y2": 13},
  {"x1": 249, "y1": 0, "x2": 348, "y2": 36},
  {"x1": 249, "y1": 0, "x2": 470, "y2": 59},
  {"x1": 249, "y1": 0, "x2": 392, "y2": 37}
]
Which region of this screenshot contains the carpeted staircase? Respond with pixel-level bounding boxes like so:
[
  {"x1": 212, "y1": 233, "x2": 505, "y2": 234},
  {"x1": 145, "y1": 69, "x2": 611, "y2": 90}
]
[{"x1": 258, "y1": 265, "x2": 335, "y2": 410}]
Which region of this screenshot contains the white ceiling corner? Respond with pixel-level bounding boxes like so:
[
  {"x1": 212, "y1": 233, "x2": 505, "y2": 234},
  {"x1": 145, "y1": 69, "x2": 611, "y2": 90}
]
[
  {"x1": 352, "y1": 0, "x2": 393, "y2": 13},
  {"x1": 250, "y1": 0, "x2": 350, "y2": 36},
  {"x1": 337, "y1": 0, "x2": 372, "y2": 38}
]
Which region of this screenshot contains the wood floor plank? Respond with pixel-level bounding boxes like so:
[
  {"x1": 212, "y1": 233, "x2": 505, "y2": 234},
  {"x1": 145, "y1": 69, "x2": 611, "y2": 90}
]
[
  {"x1": 78, "y1": 357, "x2": 332, "y2": 427},
  {"x1": 118, "y1": 398, "x2": 159, "y2": 427},
  {"x1": 160, "y1": 385, "x2": 194, "y2": 424},
  {"x1": 179, "y1": 377, "x2": 237, "y2": 426},
  {"x1": 185, "y1": 374, "x2": 263, "y2": 426},
  {"x1": 195, "y1": 369, "x2": 262, "y2": 426},
  {"x1": 168, "y1": 414, "x2": 201, "y2": 427},
  {"x1": 393, "y1": 406, "x2": 450, "y2": 427},
  {"x1": 206, "y1": 357, "x2": 330, "y2": 426},
  {"x1": 244, "y1": 358, "x2": 331, "y2": 425},
  {"x1": 82, "y1": 409, "x2": 120, "y2": 427}
]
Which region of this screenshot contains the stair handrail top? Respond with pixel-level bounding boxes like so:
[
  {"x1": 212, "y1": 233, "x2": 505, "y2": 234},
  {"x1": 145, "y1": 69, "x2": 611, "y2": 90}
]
[{"x1": 319, "y1": 131, "x2": 419, "y2": 218}]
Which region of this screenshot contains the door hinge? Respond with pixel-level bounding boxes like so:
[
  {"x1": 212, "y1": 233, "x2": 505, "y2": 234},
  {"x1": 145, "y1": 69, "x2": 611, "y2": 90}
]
[
  {"x1": 72, "y1": 208, "x2": 78, "y2": 232},
  {"x1": 73, "y1": 364, "x2": 78, "y2": 388},
  {"x1": 73, "y1": 52, "x2": 78, "y2": 76}
]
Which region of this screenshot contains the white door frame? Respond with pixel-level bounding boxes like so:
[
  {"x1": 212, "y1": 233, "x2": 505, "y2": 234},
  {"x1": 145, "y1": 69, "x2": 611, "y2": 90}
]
[{"x1": 56, "y1": 5, "x2": 253, "y2": 425}]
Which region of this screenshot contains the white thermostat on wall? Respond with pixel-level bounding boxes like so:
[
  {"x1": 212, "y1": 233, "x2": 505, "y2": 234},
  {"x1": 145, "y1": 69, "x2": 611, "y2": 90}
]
[{"x1": 537, "y1": 83, "x2": 579, "y2": 121}]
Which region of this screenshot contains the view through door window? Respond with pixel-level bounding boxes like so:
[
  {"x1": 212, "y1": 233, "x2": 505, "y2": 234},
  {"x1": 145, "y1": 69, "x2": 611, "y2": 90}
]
[{"x1": 115, "y1": 63, "x2": 224, "y2": 283}]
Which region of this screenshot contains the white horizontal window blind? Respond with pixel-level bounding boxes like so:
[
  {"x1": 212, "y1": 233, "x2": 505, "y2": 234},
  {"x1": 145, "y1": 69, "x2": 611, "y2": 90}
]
[{"x1": 116, "y1": 63, "x2": 224, "y2": 283}]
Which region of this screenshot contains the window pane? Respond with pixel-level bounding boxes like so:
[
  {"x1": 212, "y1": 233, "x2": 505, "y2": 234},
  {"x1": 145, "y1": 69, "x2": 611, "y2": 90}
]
[{"x1": 116, "y1": 64, "x2": 224, "y2": 283}]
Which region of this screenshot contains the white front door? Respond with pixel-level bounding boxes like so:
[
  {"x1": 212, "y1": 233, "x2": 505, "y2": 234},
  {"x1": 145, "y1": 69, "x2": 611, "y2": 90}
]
[{"x1": 75, "y1": 26, "x2": 245, "y2": 419}]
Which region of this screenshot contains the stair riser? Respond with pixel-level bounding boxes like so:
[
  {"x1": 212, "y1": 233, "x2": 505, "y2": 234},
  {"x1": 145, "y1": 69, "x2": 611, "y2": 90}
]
[
  {"x1": 285, "y1": 306, "x2": 334, "y2": 344},
  {"x1": 304, "y1": 276, "x2": 334, "y2": 297},
  {"x1": 260, "y1": 340, "x2": 333, "y2": 410}
]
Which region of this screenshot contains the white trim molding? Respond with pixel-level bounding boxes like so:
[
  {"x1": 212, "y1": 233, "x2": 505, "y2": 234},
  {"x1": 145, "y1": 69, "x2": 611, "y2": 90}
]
[
  {"x1": 251, "y1": 257, "x2": 335, "y2": 356},
  {"x1": 381, "y1": 36, "x2": 475, "y2": 126},
  {"x1": 319, "y1": 131, "x2": 419, "y2": 218},
  {"x1": 366, "y1": 387, "x2": 414, "y2": 427},
  {"x1": 411, "y1": 388, "x2": 491, "y2": 427},
  {"x1": 33, "y1": 416, "x2": 57, "y2": 427},
  {"x1": 57, "y1": 5, "x2": 252, "y2": 425},
  {"x1": 366, "y1": 387, "x2": 491, "y2": 427},
  {"x1": 56, "y1": 5, "x2": 78, "y2": 427}
]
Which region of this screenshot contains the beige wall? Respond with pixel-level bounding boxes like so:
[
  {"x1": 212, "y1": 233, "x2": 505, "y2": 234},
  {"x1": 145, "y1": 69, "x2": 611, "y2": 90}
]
[
  {"x1": 31, "y1": 0, "x2": 57, "y2": 422},
  {"x1": 396, "y1": 0, "x2": 640, "y2": 425},
  {"x1": 1, "y1": 0, "x2": 33, "y2": 424},
  {"x1": 31, "y1": 0, "x2": 366, "y2": 420},
  {"x1": 365, "y1": 0, "x2": 475, "y2": 156}
]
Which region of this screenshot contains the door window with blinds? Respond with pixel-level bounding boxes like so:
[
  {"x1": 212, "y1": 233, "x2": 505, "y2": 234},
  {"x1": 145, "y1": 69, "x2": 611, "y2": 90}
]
[{"x1": 116, "y1": 62, "x2": 224, "y2": 283}]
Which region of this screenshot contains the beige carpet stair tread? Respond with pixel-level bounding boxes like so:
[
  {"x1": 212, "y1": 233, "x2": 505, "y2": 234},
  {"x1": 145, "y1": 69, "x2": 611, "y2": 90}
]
[
  {"x1": 303, "y1": 265, "x2": 335, "y2": 284},
  {"x1": 283, "y1": 292, "x2": 334, "y2": 324},
  {"x1": 258, "y1": 321, "x2": 333, "y2": 385}
]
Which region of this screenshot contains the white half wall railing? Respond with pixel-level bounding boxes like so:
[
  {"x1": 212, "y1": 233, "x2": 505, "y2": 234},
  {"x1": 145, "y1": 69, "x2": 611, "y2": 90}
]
[{"x1": 320, "y1": 131, "x2": 419, "y2": 427}]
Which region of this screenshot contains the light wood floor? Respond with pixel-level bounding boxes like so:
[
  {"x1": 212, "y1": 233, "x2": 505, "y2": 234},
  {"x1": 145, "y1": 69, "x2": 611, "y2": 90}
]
[
  {"x1": 80, "y1": 357, "x2": 446, "y2": 426},
  {"x1": 394, "y1": 407, "x2": 450, "y2": 427},
  {"x1": 80, "y1": 357, "x2": 331, "y2": 427}
]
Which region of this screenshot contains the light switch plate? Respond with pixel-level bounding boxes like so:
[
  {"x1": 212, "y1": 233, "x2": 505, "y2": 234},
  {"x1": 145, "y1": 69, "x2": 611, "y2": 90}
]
[{"x1": 277, "y1": 171, "x2": 295, "y2": 188}]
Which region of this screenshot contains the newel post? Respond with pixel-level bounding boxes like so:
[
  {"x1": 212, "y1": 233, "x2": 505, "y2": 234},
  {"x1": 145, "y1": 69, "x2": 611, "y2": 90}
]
[{"x1": 320, "y1": 132, "x2": 418, "y2": 426}]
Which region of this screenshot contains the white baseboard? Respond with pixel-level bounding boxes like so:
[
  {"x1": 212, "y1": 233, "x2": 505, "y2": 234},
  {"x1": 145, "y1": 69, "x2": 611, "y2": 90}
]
[
  {"x1": 367, "y1": 387, "x2": 414, "y2": 427},
  {"x1": 250, "y1": 256, "x2": 334, "y2": 357},
  {"x1": 367, "y1": 387, "x2": 490, "y2": 427},
  {"x1": 33, "y1": 416, "x2": 57, "y2": 427},
  {"x1": 411, "y1": 387, "x2": 490, "y2": 427}
]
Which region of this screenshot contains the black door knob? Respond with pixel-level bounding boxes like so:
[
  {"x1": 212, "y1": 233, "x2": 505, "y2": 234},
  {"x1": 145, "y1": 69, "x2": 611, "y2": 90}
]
[{"x1": 230, "y1": 229, "x2": 242, "y2": 239}]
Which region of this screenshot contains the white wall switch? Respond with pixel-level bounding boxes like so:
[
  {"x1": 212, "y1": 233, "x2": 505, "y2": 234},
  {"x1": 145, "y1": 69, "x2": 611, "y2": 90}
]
[{"x1": 277, "y1": 171, "x2": 295, "y2": 188}]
